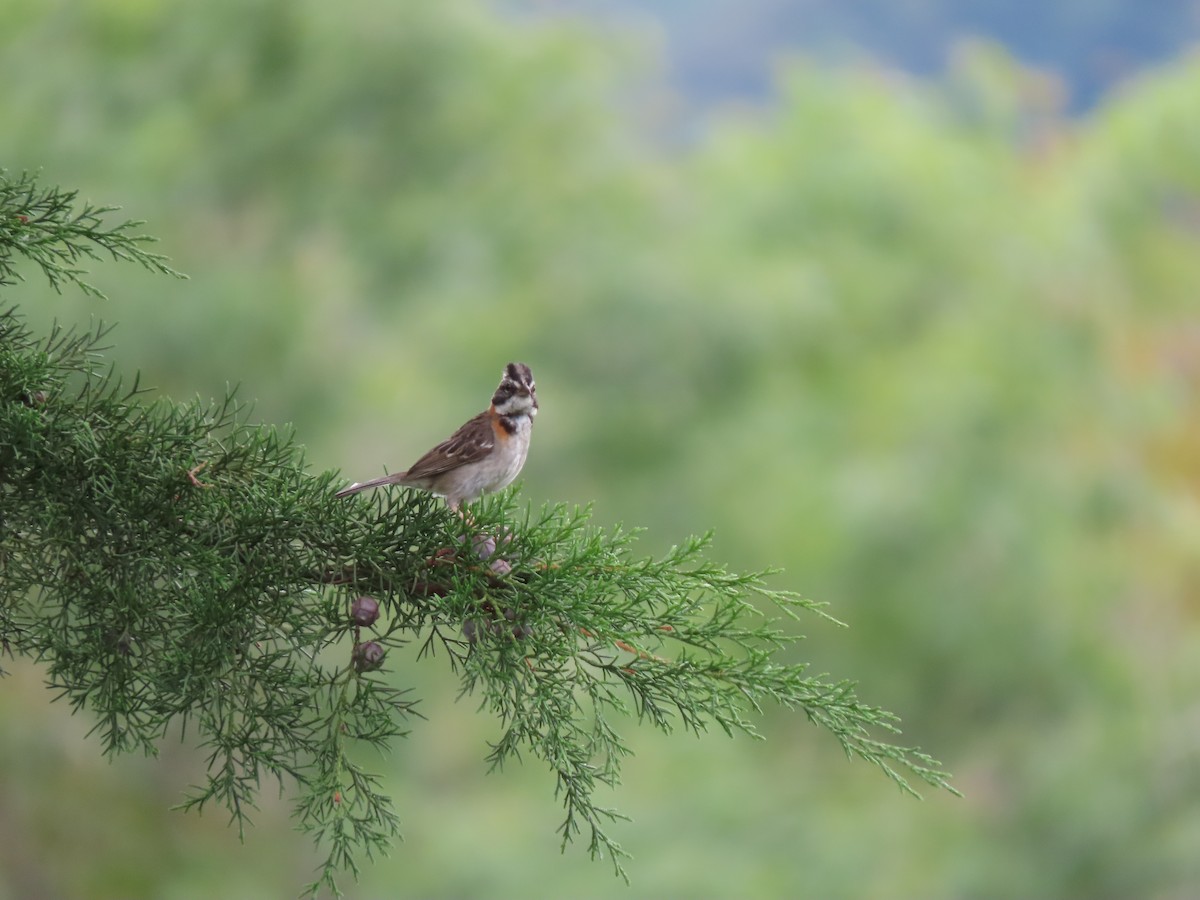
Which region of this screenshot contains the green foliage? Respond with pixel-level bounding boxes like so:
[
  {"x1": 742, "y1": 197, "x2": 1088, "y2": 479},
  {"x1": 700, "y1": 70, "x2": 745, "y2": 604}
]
[
  {"x1": 0, "y1": 170, "x2": 180, "y2": 296},
  {"x1": 0, "y1": 172, "x2": 954, "y2": 895},
  {"x1": 3, "y1": 1, "x2": 1200, "y2": 896}
]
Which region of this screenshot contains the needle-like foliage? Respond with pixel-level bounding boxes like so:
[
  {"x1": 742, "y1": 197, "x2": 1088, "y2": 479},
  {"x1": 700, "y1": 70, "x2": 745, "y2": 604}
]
[
  {"x1": 0, "y1": 170, "x2": 182, "y2": 296},
  {"x1": 0, "y1": 172, "x2": 956, "y2": 897}
]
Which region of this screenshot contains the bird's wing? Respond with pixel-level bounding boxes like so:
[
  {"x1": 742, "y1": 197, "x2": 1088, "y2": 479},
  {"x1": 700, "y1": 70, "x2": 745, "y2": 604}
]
[{"x1": 403, "y1": 410, "x2": 495, "y2": 480}]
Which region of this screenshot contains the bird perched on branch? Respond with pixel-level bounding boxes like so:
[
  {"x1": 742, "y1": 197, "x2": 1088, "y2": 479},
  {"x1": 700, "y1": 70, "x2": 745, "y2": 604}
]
[{"x1": 336, "y1": 363, "x2": 538, "y2": 511}]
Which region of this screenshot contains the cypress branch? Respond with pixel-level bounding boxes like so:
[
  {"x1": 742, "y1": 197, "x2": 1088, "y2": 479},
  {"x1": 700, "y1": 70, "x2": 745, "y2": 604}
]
[
  {"x1": 0, "y1": 169, "x2": 183, "y2": 297},
  {"x1": 0, "y1": 172, "x2": 957, "y2": 897}
]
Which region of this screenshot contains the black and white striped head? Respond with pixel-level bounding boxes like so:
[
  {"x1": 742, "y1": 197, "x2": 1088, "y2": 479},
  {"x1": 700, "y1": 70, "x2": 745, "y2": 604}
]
[{"x1": 491, "y1": 362, "x2": 538, "y2": 418}]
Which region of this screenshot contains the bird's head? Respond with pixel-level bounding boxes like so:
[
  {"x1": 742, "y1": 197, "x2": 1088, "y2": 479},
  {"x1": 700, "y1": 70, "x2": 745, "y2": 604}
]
[{"x1": 492, "y1": 362, "x2": 538, "y2": 418}]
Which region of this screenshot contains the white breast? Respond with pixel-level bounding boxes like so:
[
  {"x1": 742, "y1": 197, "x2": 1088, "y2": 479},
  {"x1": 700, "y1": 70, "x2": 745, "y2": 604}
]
[{"x1": 439, "y1": 414, "x2": 533, "y2": 506}]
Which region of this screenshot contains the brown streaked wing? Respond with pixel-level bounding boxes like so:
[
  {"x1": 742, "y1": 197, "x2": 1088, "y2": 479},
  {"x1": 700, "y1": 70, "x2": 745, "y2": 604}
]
[{"x1": 403, "y1": 411, "x2": 495, "y2": 480}]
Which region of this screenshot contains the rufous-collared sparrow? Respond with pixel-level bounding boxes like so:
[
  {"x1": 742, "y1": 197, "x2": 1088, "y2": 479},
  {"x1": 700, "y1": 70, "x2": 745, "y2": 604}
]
[{"x1": 336, "y1": 363, "x2": 538, "y2": 510}]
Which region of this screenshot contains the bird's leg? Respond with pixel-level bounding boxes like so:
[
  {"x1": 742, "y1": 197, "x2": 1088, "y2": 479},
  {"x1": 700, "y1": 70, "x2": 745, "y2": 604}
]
[{"x1": 450, "y1": 501, "x2": 478, "y2": 528}]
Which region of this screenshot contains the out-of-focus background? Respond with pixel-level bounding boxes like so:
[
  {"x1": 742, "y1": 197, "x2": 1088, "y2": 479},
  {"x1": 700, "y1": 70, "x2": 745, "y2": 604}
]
[{"x1": 3, "y1": 1, "x2": 1200, "y2": 896}]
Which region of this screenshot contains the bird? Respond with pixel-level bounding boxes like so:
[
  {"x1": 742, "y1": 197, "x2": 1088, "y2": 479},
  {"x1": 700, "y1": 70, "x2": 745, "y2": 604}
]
[{"x1": 335, "y1": 363, "x2": 538, "y2": 511}]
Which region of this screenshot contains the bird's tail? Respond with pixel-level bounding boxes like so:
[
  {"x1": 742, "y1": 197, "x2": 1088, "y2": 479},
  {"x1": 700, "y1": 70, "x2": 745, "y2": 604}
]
[{"x1": 334, "y1": 472, "x2": 408, "y2": 499}]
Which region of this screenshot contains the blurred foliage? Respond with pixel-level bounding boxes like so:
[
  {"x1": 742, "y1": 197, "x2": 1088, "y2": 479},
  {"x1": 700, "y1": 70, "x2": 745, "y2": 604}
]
[
  {"x1": 535, "y1": 0, "x2": 1200, "y2": 112},
  {"x1": 1, "y1": 0, "x2": 1199, "y2": 897}
]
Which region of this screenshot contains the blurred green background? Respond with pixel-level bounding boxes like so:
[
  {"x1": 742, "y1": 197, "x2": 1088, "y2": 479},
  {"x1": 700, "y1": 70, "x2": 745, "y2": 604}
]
[{"x1": 3, "y1": 1, "x2": 1200, "y2": 897}]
